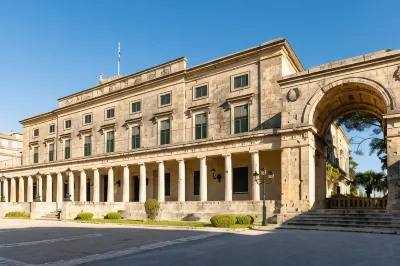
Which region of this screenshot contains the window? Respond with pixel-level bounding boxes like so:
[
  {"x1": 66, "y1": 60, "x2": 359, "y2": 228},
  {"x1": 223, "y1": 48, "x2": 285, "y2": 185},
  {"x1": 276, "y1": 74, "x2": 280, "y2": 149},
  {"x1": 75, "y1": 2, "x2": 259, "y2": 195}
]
[
  {"x1": 160, "y1": 93, "x2": 171, "y2": 106},
  {"x1": 195, "y1": 114, "x2": 207, "y2": 140},
  {"x1": 84, "y1": 136, "x2": 91, "y2": 156},
  {"x1": 194, "y1": 85, "x2": 207, "y2": 99},
  {"x1": 84, "y1": 114, "x2": 92, "y2": 125},
  {"x1": 33, "y1": 147, "x2": 39, "y2": 164},
  {"x1": 193, "y1": 171, "x2": 200, "y2": 196},
  {"x1": 33, "y1": 129, "x2": 39, "y2": 137},
  {"x1": 65, "y1": 140, "x2": 71, "y2": 159},
  {"x1": 234, "y1": 105, "x2": 249, "y2": 134},
  {"x1": 131, "y1": 126, "x2": 140, "y2": 149},
  {"x1": 131, "y1": 101, "x2": 141, "y2": 113},
  {"x1": 106, "y1": 131, "x2": 114, "y2": 153},
  {"x1": 49, "y1": 143, "x2": 54, "y2": 162},
  {"x1": 165, "y1": 173, "x2": 171, "y2": 196},
  {"x1": 65, "y1": 120, "x2": 72, "y2": 129},
  {"x1": 233, "y1": 167, "x2": 248, "y2": 193},
  {"x1": 49, "y1": 125, "x2": 55, "y2": 134},
  {"x1": 106, "y1": 108, "x2": 115, "y2": 119},
  {"x1": 234, "y1": 74, "x2": 249, "y2": 89},
  {"x1": 160, "y1": 120, "x2": 170, "y2": 145}
]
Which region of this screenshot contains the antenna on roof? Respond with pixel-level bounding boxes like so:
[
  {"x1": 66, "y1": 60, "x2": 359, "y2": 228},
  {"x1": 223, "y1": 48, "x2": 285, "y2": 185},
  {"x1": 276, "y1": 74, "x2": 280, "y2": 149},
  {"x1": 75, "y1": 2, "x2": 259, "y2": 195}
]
[{"x1": 118, "y1": 42, "x2": 121, "y2": 76}]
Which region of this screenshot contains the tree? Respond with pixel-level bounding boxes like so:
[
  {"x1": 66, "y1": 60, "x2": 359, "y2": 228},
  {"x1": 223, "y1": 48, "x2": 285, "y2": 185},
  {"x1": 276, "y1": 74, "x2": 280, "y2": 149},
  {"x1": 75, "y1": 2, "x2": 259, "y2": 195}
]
[
  {"x1": 353, "y1": 170, "x2": 386, "y2": 198},
  {"x1": 348, "y1": 156, "x2": 359, "y2": 196},
  {"x1": 336, "y1": 111, "x2": 386, "y2": 170}
]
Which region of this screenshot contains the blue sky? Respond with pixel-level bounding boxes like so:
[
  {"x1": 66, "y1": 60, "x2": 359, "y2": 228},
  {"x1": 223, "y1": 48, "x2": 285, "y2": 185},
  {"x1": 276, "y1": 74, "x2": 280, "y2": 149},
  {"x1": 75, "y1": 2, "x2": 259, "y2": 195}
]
[{"x1": 0, "y1": 0, "x2": 398, "y2": 173}]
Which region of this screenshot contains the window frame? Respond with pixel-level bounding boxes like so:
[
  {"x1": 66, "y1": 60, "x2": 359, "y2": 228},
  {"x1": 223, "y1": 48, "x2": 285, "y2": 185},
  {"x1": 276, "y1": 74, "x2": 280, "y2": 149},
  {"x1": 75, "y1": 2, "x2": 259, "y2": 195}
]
[
  {"x1": 229, "y1": 100, "x2": 251, "y2": 135},
  {"x1": 83, "y1": 113, "x2": 93, "y2": 126},
  {"x1": 33, "y1": 128, "x2": 39, "y2": 138},
  {"x1": 64, "y1": 139, "x2": 71, "y2": 160},
  {"x1": 48, "y1": 143, "x2": 55, "y2": 162},
  {"x1": 105, "y1": 107, "x2": 115, "y2": 120},
  {"x1": 131, "y1": 125, "x2": 141, "y2": 149},
  {"x1": 64, "y1": 119, "x2": 72, "y2": 130},
  {"x1": 159, "y1": 91, "x2": 172, "y2": 107},
  {"x1": 49, "y1": 124, "x2": 55, "y2": 134},
  {"x1": 231, "y1": 71, "x2": 250, "y2": 91},
  {"x1": 83, "y1": 135, "x2": 92, "y2": 157},
  {"x1": 193, "y1": 83, "x2": 209, "y2": 100},
  {"x1": 233, "y1": 167, "x2": 249, "y2": 194},
  {"x1": 194, "y1": 112, "x2": 208, "y2": 140},
  {"x1": 165, "y1": 173, "x2": 171, "y2": 197},
  {"x1": 130, "y1": 100, "x2": 142, "y2": 114},
  {"x1": 33, "y1": 146, "x2": 39, "y2": 164},
  {"x1": 105, "y1": 130, "x2": 115, "y2": 153},
  {"x1": 193, "y1": 170, "x2": 200, "y2": 196},
  {"x1": 159, "y1": 119, "x2": 171, "y2": 145},
  {"x1": 233, "y1": 104, "x2": 249, "y2": 134}
]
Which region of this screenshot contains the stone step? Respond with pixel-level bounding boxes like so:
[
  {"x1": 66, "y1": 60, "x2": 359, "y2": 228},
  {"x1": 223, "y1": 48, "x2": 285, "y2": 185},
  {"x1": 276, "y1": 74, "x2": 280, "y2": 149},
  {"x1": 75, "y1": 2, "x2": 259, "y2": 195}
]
[
  {"x1": 291, "y1": 215, "x2": 400, "y2": 221},
  {"x1": 308, "y1": 209, "x2": 387, "y2": 214},
  {"x1": 285, "y1": 221, "x2": 400, "y2": 228},
  {"x1": 278, "y1": 225, "x2": 399, "y2": 234},
  {"x1": 287, "y1": 218, "x2": 398, "y2": 225},
  {"x1": 37, "y1": 217, "x2": 60, "y2": 221}
]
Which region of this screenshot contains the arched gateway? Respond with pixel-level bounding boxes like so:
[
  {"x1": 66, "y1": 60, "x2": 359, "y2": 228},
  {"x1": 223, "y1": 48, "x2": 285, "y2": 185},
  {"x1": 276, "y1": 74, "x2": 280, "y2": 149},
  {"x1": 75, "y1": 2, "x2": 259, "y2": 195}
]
[{"x1": 279, "y1": 50, "x2": 400, "y2": 214}]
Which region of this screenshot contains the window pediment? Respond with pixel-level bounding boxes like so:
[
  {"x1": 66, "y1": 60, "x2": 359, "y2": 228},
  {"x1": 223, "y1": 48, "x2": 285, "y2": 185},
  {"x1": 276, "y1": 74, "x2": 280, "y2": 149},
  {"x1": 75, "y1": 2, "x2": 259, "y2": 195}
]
[
  {"x1": 226, "y1": 93, "x2": 254, "y2": 108},
  {"x1": 187, "y1": 103, "x2": 210, "y2": 118},
  {"x1": 58, "y1": 133, "x2": 71, "y2": 143},
  {"x1": 153, "y1": 110, "x2": 173, "y2": 123}
]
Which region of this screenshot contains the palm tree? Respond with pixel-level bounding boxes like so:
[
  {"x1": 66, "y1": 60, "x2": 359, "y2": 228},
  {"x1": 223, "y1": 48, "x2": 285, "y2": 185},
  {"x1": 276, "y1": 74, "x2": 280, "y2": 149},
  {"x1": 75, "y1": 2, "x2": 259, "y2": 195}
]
[{"x1": 353, "y1": 170, "x2": 386, "y2": 198}]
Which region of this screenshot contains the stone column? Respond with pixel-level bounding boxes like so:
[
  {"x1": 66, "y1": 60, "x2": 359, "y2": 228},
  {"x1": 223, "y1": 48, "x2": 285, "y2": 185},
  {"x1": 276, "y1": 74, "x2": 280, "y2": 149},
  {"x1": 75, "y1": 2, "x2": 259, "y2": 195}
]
[
  {"x1": 93, "y1": 169, "x2": 100, "y2": 203},
  {"x1": 139, "y1": 163, "x2": 146, "y2": 203},
  {"x1": 199, "y1": 157, "x2": 207, "y2": 202},
  {"x1": 251, "y1": 151, "x2": 260, "y2": 201},
  {"x1": 107, "y1": 167, "x2": 114, "y2": 203},
  {"x1": 38, "y1": 176, "x2": 42, "y2": 201},
  {"x1": 46, "y1": 174, "x2": 52, "y2": 202},
  {"x1": 10, "y1": 178, "x2": 16, "y2": 203},
  {"x1": 57, "y1": 173, "x2": 62, "y2": 203},
  {"x1": 157, "y1": 161, "x2": 165, "y2": 202},
  {"x1": 122, "y1": 165, "x2": 129, "y2": 203},
  {"x1": 68, "y1": 171, "x2": 74, "y2": 202},
  {"x1": 2, "y1": 178, "x2": 8, "y2": 202},
  {"x1": 224, "y1": 154, "x2": 233, "y2": 201},
  {"x1": 80, "y1": 170, "x2": 87, "y2": 202},
  {"x1": 177, "y1": 159, "x2": 185, "y2": 202},
  {"x1": 18, "y1": 177, "x2": 24, "y2": 202},
  {"x1": 27, "y1": 176, "x2": 33, "y2": 202}
]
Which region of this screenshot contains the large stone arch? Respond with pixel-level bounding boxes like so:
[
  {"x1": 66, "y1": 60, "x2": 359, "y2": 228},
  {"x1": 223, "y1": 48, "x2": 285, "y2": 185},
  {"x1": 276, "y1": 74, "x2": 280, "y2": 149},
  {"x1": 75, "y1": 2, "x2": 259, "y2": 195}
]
[{"x1": 303, "y1": 77, "x2": 395, "y2": 136}]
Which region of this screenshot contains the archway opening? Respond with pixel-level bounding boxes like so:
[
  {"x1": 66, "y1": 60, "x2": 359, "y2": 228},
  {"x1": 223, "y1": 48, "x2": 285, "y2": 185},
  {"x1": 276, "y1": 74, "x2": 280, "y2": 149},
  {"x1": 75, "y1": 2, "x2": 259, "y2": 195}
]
[{"x1": 311, "y1": 81, "x2": 389, "y2": 206}]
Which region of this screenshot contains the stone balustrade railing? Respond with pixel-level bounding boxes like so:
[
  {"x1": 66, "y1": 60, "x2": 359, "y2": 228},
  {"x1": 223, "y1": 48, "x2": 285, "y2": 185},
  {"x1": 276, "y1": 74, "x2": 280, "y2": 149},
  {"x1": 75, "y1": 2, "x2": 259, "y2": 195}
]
[{"x1": 326, "y1": 197, "x2": 387, "y2": 209}]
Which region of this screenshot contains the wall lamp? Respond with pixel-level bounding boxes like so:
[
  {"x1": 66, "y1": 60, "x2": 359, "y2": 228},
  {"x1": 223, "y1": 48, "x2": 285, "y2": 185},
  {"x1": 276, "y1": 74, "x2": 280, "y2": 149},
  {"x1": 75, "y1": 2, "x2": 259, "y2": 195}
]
[{"x1": 211, "y1": 168, "x2": 222, "y2": 183}]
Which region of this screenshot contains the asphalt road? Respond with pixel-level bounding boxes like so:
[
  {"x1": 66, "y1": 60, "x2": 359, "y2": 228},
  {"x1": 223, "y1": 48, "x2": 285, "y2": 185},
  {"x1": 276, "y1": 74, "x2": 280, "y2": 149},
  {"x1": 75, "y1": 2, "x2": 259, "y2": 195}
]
[{"x1": 86, "y1": 229, "x2": 400, "y2": 266}]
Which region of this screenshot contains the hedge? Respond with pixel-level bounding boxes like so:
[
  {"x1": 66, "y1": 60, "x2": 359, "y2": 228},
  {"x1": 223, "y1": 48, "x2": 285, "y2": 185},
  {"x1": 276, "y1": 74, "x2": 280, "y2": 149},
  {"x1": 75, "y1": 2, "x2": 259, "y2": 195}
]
[
  {"x1": 76, "y1": 212, "x2": 94, "y2": 220},
  {"x1": 236, "y1": 215, "x2": 252, "y2": 225},
  {"x1": 145, "y1": 199, "x2": 160, "y2": 221},
  {"x1": 210, "y1": 215, "x2": 237, "y2": 228},
  {"x1": 5, "y1": 211, "x2": 29, "y2": 219},
  {"x1": 105, "y1": 212, "x2": 122, "y2": 220}
]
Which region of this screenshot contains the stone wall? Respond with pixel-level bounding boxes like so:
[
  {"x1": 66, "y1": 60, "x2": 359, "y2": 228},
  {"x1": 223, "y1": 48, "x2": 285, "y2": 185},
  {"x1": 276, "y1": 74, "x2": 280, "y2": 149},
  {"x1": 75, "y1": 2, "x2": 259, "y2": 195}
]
[
  {"x1": 0, "y1": 202, "x2": 30, "y2": 218},
  {"x1": 61, "y1": 200, "x2": 281, "y2": 223}
]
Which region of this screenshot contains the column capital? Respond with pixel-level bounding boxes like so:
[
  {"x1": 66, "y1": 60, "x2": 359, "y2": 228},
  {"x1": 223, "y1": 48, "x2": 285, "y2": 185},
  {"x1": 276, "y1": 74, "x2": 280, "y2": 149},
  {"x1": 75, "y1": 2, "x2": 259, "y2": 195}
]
[
  {"x1": 222, "y1": 154, "x2": 231, "y2": 158},
  {"x1": 176, "y1": 158, "x2": 185, "y2": 162},
  {"x1": 121, "y1": 165, "x2": 129, "y2": 168},
  {"x1": 156, "y1": 160, "x2": 164, "y2": 164},
  {"x1": 79, "y1": 169, "x2": 86, "y2": 174},
  {"x1": 92, "y1": 168, "x2": 99, "y2": 171},
  {"x1": 197, "y1": 156, "x2": 206, "y2": 160},
  {"x1": 138, "y1": 162, "x2": 145, "y2": 166},
  {"x1": 249, "y1": 150, "x2": 259, "y2": 155}
]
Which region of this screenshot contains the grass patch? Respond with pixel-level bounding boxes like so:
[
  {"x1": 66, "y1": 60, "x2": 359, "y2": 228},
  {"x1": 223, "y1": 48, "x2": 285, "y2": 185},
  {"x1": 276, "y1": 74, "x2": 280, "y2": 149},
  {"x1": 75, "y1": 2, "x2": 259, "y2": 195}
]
[{"x1": 72, "y1": 219, "x2": 253, "y2": 228}]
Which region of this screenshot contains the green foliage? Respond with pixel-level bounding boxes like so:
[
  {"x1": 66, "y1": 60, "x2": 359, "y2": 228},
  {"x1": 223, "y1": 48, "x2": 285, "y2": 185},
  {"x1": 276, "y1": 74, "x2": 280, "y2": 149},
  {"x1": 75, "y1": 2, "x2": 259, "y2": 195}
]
[
  {"x1": 5, "y1": 211, "x2": 29, "y2": 219},
  {"x1": 352, "y1": 170, "x2": 387, "y2": 198},
  {"x1": 210, "y1": 215, "x2": 237, "y2": 228},
  {"x1": 144, "y1": 199, "x2": 160, "y2": 221},
  {"x1": 336, "y1": 111, "x2": 386, "y2": 170},
  {"x1": 105, "y1": 212, "x2": 122, "y2": 220},
  {"x1": 236, "y1": 215, "x2": 252, "y2": 225},
  {"x1": 248, "y1": 215, "x2": 256, "y2": 224},
  {"x1": 386, "y1": 48, "x2": 392, "y2": 52},
  {"x1": 326, "y1": 161, "x2": 341, "y2": 183},
  {"x1": 76, "y1": 212, "x2": 94, "y2": 220},
  {"x1": 349, "y1": 156, "x2": 359, "y2": 196}
]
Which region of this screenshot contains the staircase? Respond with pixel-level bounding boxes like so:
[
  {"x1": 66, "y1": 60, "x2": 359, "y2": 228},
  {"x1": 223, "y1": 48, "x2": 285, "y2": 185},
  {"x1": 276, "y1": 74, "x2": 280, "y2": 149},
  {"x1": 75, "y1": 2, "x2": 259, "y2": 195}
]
[
  {"x1": 280, "y1": 209, "x2": 400, "y2": 234},
  {"x1": 38, "y1": 210, "x2": 61, "y2": 221}
]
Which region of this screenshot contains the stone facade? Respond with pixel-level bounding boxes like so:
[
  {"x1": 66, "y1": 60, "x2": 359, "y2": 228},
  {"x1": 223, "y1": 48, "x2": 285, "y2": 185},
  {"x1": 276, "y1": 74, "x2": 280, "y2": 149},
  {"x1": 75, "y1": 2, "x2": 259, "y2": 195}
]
[
  {"x1": 1, "y1": 38, "x2": 400, "y2": 222},
  {"x1": 0, "y1": 132, "x2": 23, "y2": 169}
]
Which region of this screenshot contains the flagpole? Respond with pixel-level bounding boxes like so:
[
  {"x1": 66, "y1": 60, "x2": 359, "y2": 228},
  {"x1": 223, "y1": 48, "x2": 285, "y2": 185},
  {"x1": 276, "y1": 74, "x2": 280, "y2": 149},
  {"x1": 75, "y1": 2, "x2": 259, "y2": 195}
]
[{"x1": 118, "y1": 42, "x2": 121, "y2": 76}]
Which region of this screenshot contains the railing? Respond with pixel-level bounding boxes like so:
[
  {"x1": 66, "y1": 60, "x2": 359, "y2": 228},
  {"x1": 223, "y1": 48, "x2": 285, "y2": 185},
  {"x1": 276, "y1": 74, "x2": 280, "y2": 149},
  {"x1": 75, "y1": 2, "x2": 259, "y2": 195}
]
[{"x1": 326, "y1": 197, "x2": 387, "y2": 209}]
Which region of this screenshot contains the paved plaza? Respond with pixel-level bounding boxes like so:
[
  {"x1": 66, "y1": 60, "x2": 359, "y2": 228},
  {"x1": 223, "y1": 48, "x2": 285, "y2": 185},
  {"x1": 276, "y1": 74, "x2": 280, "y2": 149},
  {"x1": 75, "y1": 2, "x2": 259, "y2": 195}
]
[{"x1": 0, "y1": 220, "x2": 399, "y2": 266}]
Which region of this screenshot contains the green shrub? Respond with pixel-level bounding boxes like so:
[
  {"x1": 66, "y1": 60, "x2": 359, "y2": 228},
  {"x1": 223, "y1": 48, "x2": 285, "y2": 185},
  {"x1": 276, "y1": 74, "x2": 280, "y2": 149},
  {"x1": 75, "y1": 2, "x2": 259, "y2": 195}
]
[
  {"x1": 145, "y1": 199, "x2": 160, "y2": 221},
  {"x1": 248, "y1": 215, "x2": 256, "y2": 225},
  {"x1": 236, "y1": 215, "x2": 252, "y2": 225},
  {"x1": 105, "y1": 212, "x2": 122, "y2": 220},
  {"x1": 210, "y1": 215, "x2": 237, "y2": 228},
  {"x1": 76, "y1": 212, "x2": 94, "y2": 220},
  {"x1": 5, "y1": 211, "x2": 29, "y2": 219}
]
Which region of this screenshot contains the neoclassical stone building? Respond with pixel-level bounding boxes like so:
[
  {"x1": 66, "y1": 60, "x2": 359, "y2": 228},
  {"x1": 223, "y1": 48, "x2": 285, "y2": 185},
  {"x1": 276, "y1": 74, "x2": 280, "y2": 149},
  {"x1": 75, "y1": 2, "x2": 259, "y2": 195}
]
[{"x1": 1, "y1": 38, "x2": 400, "y2": 222}]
